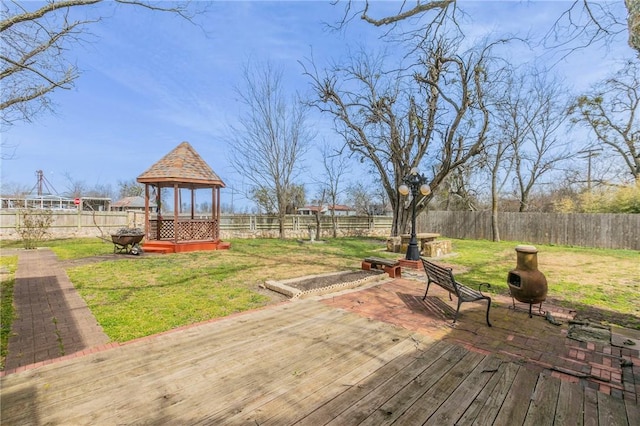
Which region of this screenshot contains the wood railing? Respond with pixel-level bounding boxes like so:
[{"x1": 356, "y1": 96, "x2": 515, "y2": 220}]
[{"x1": 149, "y1": 218, "x2": 218, "y2": 241}]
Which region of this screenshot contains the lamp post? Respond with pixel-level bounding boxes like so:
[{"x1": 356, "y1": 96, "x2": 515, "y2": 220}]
[{"x1": 398, "y1": 168, "x2": 431, "y2": 261}]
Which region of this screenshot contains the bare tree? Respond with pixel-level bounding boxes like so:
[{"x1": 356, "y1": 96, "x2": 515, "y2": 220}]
[
  {"x1": 285, "y1": 184, "x2": 306, "y2": 214},
  {"x1": 1, "y1": 0, "x2": 198, "y2": 127},
  {"x1": 319, "y1": 143, "x2": 350, "y2": 237},
  {"x1": 229, "y1": 62, "x2": 314, "y2": 238},
  {"x1": 309, "y1": 189, "x2": 326, "y2": 242},
  {"x1": 62, "y1": 172, "x2": 87, "y2": 198},
  {"x1": 117, "y1": 178, "x2": 144, "y2": 199},
  {"x1": 507, "y1": 70, "x2": 573, "y2": 212},
  {"x1": 543, "y1": 1, "x2": 628, "y2": 56},
  {"x1": 483, "y1": 120, "x2": 516, "y2": 241},
  {"x1": 304, "y1": 35, "x2": 502, "y2": 236},
  {"x1": 346, "y1": 181, "x2": 379, "y2": 216},
  {"x1": 0, "y1": 180, "x2": 33, "y2": 197},
  {"x1": 569, "y1": 60, "x2": 640, "y2": 183},
  {"x1": 334, "y1": 1, "x2": 629, "y2": 55}
]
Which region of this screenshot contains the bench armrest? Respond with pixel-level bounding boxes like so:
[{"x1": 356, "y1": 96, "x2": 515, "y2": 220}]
[{"x1": 476, "y1": 282, "x2": 491, "y2": 296}]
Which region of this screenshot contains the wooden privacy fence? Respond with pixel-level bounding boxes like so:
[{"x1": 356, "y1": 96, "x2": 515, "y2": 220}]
[{"x1": 418, "y1": 211, "x2": 640, "y2": 250}]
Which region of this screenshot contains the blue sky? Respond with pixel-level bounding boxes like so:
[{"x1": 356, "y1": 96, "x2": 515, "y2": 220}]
[{"x1": 0, "y1": 1, "x2": 634, "y2": 210}]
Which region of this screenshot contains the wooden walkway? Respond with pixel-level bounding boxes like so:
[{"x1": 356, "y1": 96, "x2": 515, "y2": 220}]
[{"x1": 1, "y1": 299, "x2": 637, "y2": 425}]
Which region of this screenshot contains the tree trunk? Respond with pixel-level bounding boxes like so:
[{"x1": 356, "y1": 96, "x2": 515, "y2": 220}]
[
  {"x1": 391, "y1": 197, "x2": 411, "y2": 237},
  {"x1": 278, "y1": 211, "x2": 286, "y2": 239},
  {"x1": 315, "y1": 212, "x2": 321, "y2": 241},
  {"x1": 491, "y1": 203, "x2": 500, "y2": 242},
  {"x1": 331, "y1": 211, "x2": 337, "y2": 238},
  {"x1": 491, "y1": 154, "x2": 501, "y2": 242}
]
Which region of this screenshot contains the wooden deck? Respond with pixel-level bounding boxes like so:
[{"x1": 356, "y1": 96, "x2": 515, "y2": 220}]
[{"x1": 1, "y1": 300, "x2": 637, "y2": 425}]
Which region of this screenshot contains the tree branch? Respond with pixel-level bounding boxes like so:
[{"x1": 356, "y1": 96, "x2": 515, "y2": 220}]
[{"x1": 360, "y1": 0, "x2": 454, "y2": 27}]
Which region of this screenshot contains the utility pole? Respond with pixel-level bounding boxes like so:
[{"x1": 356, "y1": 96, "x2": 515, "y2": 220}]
[{"x1": 578, "y1": 149, "x2": 602, "y2": 192}]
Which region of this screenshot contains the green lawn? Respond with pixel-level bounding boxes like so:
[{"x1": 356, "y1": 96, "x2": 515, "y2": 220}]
[{"x1": 0, "y1": 256, "x2": 18, "y2": 370}]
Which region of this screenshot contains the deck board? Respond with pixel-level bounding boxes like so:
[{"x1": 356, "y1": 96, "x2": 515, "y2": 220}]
[
  {"x1": 555, "y1": 380, "x2": 585, "y2": 426},
  {"x1": 424, "y1": 356, "x2": 506, "y2": 425},
  {"x1": 626, "y1": 397, "x2": 640, "y2": 426},
  {"x1": 1, "y1": 298, "x2": 637, "y2": 425},
  {"x1": 339, "y1": 342, "x2": 469, "y2": 426},
  {"x1": 384, "y1": 350, "x2": 486, "y2": 424},
  {"x1": 585, "y1": 387, "x2": 601, "y2": 426},
  {"x1": 480, "y1": 358, "x2": 540, "y2": 426},
  {"x1": 253, "y1": 336, "x2": 423, "y2": 426},
  {"x1": 598, "y1": 390, "x2": 631, "y2": 426},
  {"x1": 291, "y1": 340, "x2": 452, "y2": 426},
  {"x1": 456, "y1": 360, "x2": 521, "y2": 425},
  {"x1": 523, "y1": 373, "x2": 561, "y2": 426}
]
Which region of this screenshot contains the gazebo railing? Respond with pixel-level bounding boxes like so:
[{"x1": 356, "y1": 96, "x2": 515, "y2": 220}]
[{"x1": 149, "y1": 218, "x2": 219, "y2": 241}]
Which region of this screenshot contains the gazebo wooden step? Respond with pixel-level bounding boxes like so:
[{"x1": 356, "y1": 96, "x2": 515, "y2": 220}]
[
  {"x1": 142, "y1": 240, "x2": 230, "y2": 254},
  {"x1": 141, "y1": 242, "x2": 173, "y2": 254}
]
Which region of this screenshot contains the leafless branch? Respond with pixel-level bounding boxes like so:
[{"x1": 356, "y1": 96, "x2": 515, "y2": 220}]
[
  {"x1": 360, "y1": 0, "x2": 454, "y2": 27},
  {"x1": 1, "y1": 0, "x2": 198, "y2": 126}
]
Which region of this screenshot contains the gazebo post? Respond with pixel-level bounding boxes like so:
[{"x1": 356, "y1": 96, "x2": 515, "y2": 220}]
[
  {"x1": 144, "y1": 184, "x2": 150, "y2": 240},
  {"x1": 190, "y1": 188, "x2": 195, "y2": 220},
  {"x1": 173, "y1": 183, "x2": 179, "y2": 244},
  {"x1": 156, "y1": 183, "x2": 162, "y2": 241},
  {"x1": 211, "y1": 187, "x2": 217, "y2": 241},
  {"x1": 216, "y1": 187, "x2": 221, "y2": 240}
]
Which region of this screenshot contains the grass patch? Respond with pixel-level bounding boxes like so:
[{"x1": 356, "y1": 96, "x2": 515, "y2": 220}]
[
  {"x1": 1, "y1": 256, "x2": 18, "y2": 369},
  {"x1": 66, "y1": 238, "x2": 386, "y2": 341},
  {"x1": 443, "y1": 239, "x2": 640, "y2": 329},
  {"x1": 0, "y1": 237, "x2": 113, "y2": 260}
]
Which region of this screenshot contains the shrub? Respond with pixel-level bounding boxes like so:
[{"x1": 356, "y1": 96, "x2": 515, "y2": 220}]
[{"x1": 17, "y1": 209, "x2": 53, "y2": 249}]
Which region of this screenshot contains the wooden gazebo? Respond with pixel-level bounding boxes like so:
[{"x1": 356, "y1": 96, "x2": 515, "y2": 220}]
[{"x1": 137, "y1": 141, "x2": 227, "y2": 253}]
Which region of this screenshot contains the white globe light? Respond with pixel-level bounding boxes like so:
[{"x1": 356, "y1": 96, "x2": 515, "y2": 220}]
[
  {"x1": 398, "y1": 184, "x2": 410, "y2": 196},
  {"x1": 420, "y1": 184, "x2": 431, "y2": 196}
]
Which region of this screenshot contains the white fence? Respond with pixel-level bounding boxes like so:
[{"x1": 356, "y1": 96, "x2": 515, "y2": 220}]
[{"x1": 0, "y1": 210, "x2": 394, "y2": 240}]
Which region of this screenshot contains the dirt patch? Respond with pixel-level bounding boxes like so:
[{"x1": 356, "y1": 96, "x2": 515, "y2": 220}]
[
  {"x1": 286, "y1": 270, "x2": 382, "y2": 291},
  {"x1": 265, "y1": 270, "x2": 386, "y2": 299}
]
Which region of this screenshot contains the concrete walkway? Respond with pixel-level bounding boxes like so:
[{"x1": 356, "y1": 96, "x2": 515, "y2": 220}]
[{"x1": 4, "y1": 249, "x2": 109, "y2": 371}]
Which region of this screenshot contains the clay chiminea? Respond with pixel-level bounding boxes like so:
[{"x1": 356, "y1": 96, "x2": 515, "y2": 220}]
[{"x1": 507, "y1": 245, "x2": 548, "y2": 317}]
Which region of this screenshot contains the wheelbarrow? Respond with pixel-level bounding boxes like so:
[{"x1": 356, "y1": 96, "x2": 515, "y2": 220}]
[{"x1": 111, "y1": 233, "x2": 144, "y2": 254}]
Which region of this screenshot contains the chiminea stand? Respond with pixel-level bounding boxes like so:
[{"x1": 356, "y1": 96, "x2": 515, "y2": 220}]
[{"x1": 509, "y1": 299, "x2": 545, "y2": 318}]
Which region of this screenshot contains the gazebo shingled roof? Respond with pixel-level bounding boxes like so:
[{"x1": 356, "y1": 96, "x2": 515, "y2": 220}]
[{"x1": 137, "y1": 141, "x2": 225, "y2": 188}]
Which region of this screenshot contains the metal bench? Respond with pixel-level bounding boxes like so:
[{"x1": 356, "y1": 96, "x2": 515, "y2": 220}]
[
  {"x1": 421, "y1": 258, "x2": 492, "y2": 326},
  {"x1": 362, "y1": 257, "x2": 401, "y2": 278}
]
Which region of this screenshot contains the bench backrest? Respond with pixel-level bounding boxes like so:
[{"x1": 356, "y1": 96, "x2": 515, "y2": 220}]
[{"x1": 421, "y1": 258, "x2": 460, "y2": 297}]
